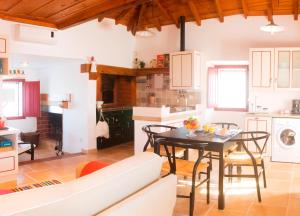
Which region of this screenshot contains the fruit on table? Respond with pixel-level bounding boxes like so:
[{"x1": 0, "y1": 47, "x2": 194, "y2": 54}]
[
  {"x1": 203, "y1": 124, "x2": 216, "y2": 134},
  {"x1": 183, "y1": 117, "x2": 199, "y2": 130}
]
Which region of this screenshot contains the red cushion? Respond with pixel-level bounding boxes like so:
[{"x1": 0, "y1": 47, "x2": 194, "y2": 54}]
[
  {"x1": 79, "y1": 160, "x2": 109, "y2": 177},
  {"x1": 0, "y1": 189, "x2": 13, "y2": 195}
]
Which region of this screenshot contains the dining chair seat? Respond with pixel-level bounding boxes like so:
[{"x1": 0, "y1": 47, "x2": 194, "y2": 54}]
[
  {"x1": 146, "y1": 145, "x2": 186, "y2": 158},
  {"x1": 162, "y1": 159, "x2": 209, "y2": 177},
  {"x1": 225, "y1": 151, "x2": 263, "y2": 165}
]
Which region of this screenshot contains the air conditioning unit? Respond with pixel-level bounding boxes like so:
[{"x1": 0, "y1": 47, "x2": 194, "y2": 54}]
[{"x1": 15, "y1": 24, "x2": 58, "y2": 45}]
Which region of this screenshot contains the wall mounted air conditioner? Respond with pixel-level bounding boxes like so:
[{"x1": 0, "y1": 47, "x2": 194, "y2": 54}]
[{"x1": 15, "y1": 24, "x2": 58, "y2": 45}]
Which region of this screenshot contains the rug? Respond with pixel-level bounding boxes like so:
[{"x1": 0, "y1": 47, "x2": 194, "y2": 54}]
[{"x1": 11, "y1": 180, "x2": 62, "y2": 192}]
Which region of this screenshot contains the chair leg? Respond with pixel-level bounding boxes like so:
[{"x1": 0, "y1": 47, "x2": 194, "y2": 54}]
[
  {"x1": 253, "y1": 165, "x2": 262, "y2": 202},
  {"x1": 189, "y1": 190, "x2": 195, "y2": 216},
  {"x1": 228, "y1": 165, "x2": 233, "y2": 183},
  {"x1": 209, "y1": 153, "x2": 213, "y2": 171},
  {"x1": 261, "y1": 160, "x2": 267, "y2": 188},
  {"x1": 30, "y1": 144, "x2": 35, "y2": 160},
  {"x1": 184, "y1": 149, "x2": 189, "y2": 160},
  {"x1": 206, "y1": 165, "x2": 210, "y2": 204}
]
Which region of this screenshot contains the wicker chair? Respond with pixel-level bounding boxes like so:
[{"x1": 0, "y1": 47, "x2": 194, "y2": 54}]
[
  {"x1": 224, "y1": 131, "x2": 270, "y2": 202},
  {"x1": 142, "y1": 125, "x2": 188, "y2": 159},
  {"x1": 156, "y1": 138, "x2": 211, "y2": 216}
]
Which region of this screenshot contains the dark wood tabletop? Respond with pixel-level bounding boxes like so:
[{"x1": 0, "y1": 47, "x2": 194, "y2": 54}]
[{"x1": 154, "y1": 127, "x2": 241, "y2": 151}]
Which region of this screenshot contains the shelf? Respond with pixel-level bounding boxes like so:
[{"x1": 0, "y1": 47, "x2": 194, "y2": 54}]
[
  {"x1": 135, "y1": 67, "x2": 169, "y2": 76},
  {"x1": 0, "y1": 146, "x2": 14, "y2": 153}
]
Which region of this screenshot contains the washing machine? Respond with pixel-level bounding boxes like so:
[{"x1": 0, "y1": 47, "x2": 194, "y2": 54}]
[{"x1": 272, "y1": 118, "x2": 300, "y2": 163}]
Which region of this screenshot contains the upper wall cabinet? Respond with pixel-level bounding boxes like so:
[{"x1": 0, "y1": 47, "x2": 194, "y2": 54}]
[
  {"x1": 249, "y1": 48, "x2": 274, "y2": 89},
  {"x1": 170, "y1": 51, "x2": 201, "y2": 90},
  {"x1": 0, "y1": 36, "x2": 8, "y2": 58},
  {"x1": 275, "y1": 48, "x2": 300, "y2": 90}
]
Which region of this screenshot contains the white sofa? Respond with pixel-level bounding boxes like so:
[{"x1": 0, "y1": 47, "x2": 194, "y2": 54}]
[{"x1": 0, "y1": 152, "x2": 177, "y2": 216}]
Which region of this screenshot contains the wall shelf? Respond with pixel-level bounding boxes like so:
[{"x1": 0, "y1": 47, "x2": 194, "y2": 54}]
[{"x1": 135, "y1": 67, "x2": 169, "y2": 76}]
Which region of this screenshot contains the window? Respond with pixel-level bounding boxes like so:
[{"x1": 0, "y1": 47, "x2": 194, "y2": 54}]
[
  {"x1": 208, "y1": 65, "x2": 248, "y2": 111},
  {"x1": 1, "y1": 80, "x2": 40, "y2": 119},
  {"x1": 2, "y1": 80, "x2": 24, "y2": 119}
]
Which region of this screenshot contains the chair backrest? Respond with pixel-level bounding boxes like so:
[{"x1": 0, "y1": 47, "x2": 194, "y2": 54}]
[
  {"x1": 233, "y1": 131, "x2": 270, "y2": 154},
  {"x1": 142, "y1": 125, "x2": 177, "y2": 152},
  {"x1": 155, "y1": 138, "x2": 208, "y2": 174},
  {"x1": 212, "y1": 122, "x2": 239, "y2": 130}
]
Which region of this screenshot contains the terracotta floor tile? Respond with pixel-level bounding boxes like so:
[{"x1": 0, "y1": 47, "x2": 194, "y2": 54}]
[{"x1": 247, "y1": 204, "x2": 287, "y2": 216}]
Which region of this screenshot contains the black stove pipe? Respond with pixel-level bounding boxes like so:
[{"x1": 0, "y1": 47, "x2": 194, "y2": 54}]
[{"x1": 179, "y1": 16, "x2": 185, "y2": 51}]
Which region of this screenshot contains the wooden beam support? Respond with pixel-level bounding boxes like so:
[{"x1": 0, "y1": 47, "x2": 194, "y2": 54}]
[
  {"x1": 150, "y1": 4, "x2": 162, "y2": 31},
  {"x1": 214, "y1": 0, "x2": 224, "y2": 22},
  {"x1": 155, "y1": 0, "x2": 179, "y2": 28},
  {"x1": 187, "y1": 0, "x2": 201, "y2": 26},
  {"x1": 293, "y1": 0, "x2": 299, "y2": 20},
  {"x1": 241, "y1": 0, "x2": 248, "y2": 19},
  {"x1": 267, "y1": 1, "x2": 273, "y2": 22}
]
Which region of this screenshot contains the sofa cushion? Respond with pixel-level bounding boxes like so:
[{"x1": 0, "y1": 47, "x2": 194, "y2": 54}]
[
  {"x1": 97, "y1": 175, "x2": 177, "y2": 216},
  {"x1": 0, "y1": 152, "x2": 162, "y2": 216}
]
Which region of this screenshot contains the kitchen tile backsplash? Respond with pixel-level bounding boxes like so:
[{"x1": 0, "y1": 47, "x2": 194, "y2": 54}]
[{"x1": 136, "y1": 74, "x2": 201, "y2": 107}]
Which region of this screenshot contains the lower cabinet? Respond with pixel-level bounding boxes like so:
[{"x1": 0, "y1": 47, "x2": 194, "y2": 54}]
[
  {"x1": 244, "y1": 116, "x2": 272, "y2": 156},
  {"x1": 97, "y1": 108, "x2": 134, "y2": 149}
]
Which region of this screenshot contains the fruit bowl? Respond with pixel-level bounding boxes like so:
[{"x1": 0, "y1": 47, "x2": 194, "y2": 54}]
[{"x1": 183, "y1": 117, "x2": 199, "y2": 137}]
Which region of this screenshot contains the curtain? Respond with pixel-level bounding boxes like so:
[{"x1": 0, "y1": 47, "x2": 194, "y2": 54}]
[
  {"x1": 207, "y1": 67, "x2": 218, "y2": 109},
  {"x1": 23, "y1": 81, "x2": 40, "y2": 117}
]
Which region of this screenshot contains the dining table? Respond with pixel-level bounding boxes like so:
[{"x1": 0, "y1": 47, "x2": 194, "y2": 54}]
[{"x1": 153, "y1": 127, "x2": 241, "y2": 210}]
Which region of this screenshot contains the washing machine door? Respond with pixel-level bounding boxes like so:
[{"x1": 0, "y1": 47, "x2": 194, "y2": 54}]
[{"x1": 276, "y1": 126, "x2": 297, "y2": 149}]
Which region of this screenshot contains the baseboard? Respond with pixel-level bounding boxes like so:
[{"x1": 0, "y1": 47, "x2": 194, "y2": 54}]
[{"x1": 81, "y1": 148, "x2": 98, "y2": 154}]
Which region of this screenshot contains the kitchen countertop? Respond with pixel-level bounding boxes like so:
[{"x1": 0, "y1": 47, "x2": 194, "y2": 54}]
[
  {"x1": 246, "y1": 112, "x2": 300, "y2": 119},
  {"x1": 132, "y1": 106, "x2": 199, "y2": 122}
]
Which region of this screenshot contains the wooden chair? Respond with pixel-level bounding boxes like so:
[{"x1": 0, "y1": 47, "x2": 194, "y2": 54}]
[
  {"x1": 224, "y1": 131, "x2": 270, "y2": 202},
  {"x1": 142, "y1": 125, "x2": 188, "y2": 159},
  {"x1": 18, "y1": 141, "x2": 35, "y2": 160},
  {"x1": 156, "y1": 138, "x2": 211, "y2": 216}
]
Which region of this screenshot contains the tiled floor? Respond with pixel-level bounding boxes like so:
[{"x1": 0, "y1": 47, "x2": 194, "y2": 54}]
[{"x1": 2, "y1": 143, "x2": 300, "y2": 216}]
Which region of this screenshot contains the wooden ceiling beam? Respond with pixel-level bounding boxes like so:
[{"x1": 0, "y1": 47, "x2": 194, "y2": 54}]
[
  {"x1": 6, "y1": 0, "x2": 22, "y2": 12},
  {"x1": 155, "y1": 0, "x2": 179, "y2": 28},
  {"x1": 187, "y1": 0, "x2": 201, "y2": 26},
  {"x1": 150, "y1": 4, "x2": 161, "y2": 31},
  {"x1": 214, "y1": 0, "x2": 224, "y2": 22},
  {"x1": 115, "y1": 8, "x2": 132, "y2": 25},
  {"x1": 241, "y1": 0, "x2": 248, "y2": 19},
  {"x1": 97, "y1": 0, "x2": 151, "y2": 22},
  {"x1": 132, "y1": 4, "x2": 146, "y2": 35},
  {"x1": 293, "y1": 0, "x2": 299, "y2": 20}
]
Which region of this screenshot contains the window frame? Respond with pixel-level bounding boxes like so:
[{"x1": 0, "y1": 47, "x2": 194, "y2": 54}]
[
  {"x1": 207, "y1": 65, "x2": 249, "y2": 112},
  {"x1": 2, "y1": 79, "x2": 25, "y2": 120}
]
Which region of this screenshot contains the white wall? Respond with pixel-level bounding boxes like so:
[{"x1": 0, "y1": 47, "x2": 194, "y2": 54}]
[
  {"x1": 0, "y1": 18, "x2": 136, "y2": 152},
  {"x1": 135, "y1": 15, "x2": 300, "y2": 128}
]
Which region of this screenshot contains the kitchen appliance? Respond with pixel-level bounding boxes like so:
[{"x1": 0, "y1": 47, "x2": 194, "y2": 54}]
[
  {"x1": 291, "y1": 99, "x2": 300, "y2": 114},
  {"x1": 272, "y1": 118, "x2": 300, "y2": 163}
]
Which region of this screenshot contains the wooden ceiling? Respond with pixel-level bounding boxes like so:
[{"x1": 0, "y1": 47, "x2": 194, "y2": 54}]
[{"x1": 0, "y1": 0, "x2": 299, "y2": 34}]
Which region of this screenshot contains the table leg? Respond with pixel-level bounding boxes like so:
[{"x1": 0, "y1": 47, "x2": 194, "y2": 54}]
[{"x1": 218, "y1": 150, "x2": 225, "y2": 210}]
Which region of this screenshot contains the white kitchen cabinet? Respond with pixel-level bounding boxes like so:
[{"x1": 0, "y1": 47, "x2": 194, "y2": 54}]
[
  {"x1": 249, "y1": 48, "x2": 274, "y2": 89},
  {"x1": 244, "y1": 116, "x2": 272, "y2": 156},
  {"x1": 274, "y1": 48, "x2": 300, "y2": 90},
  {"x1": 0, "y1": 36, "x2": 8, "y2": 58},
  {"x1": 170, "y1": 51, "x2": 201, "y2": 90}
]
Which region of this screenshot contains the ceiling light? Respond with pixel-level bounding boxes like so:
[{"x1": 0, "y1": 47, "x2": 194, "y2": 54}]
[
  {"x1": 260, "y1": 20, "x2": 284, "y2": 35},
  {"x1": 136, "y1": 30, "x2": 155, "y2": 37}
]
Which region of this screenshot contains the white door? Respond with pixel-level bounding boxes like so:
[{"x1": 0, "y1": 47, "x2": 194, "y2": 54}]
[
  {"x1": 181, "y1": 53, "x2": 193, "y2": 87},
  {"x1": 170, "y1": 54, "x2": 182, "y2": 88}
]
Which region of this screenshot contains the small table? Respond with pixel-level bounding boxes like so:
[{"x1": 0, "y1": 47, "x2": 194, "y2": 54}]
[{"x1": 154, "y1": 127, "x2": 240, "y2": 210}]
